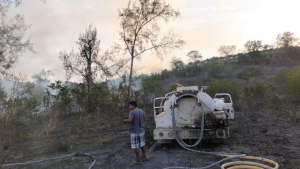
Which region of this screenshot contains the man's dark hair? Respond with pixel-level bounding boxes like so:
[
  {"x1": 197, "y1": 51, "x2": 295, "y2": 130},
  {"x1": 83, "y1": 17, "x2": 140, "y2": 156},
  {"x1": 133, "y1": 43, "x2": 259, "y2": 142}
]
[{"x1": 129, "y1": 101, "x2": 137, "y2": 107}]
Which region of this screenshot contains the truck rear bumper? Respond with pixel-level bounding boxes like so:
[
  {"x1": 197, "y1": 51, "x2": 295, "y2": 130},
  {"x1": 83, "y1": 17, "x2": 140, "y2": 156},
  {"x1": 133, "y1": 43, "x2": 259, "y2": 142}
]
[{"x1": 153, "y1": 127, "x2": 229, "y2": 140}]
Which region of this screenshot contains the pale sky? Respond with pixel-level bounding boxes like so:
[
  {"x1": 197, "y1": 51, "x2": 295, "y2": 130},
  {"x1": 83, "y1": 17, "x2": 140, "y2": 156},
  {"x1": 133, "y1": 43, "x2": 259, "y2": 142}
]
[{"x1": 7, "y1": 0, "x2": 300, "y2": 82}]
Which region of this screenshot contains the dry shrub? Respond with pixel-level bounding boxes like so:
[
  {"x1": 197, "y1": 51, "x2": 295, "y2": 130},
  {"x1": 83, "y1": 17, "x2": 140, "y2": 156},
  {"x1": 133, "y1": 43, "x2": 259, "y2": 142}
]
[
  {"x1": 270, "y1": 93, "x2": 287, "y2": 110},
  {"x1": 94, "y1": 136, "x2": 113, "y2": 146},
  {"x1": 0, "y1": 113, "x2": 16, "y2": 145},
  {"x1": 0, "y1": 75, "x2": 41, "y2": 146},
  {"x1": 40, "y1": 114, "x2": 60, "y2": 138},
  {"x1": 10, "y1": 152, "x2": 24, "y2": 160},
  {"x1": 239, "y1": 80, "x2": 266, "y2": 110},
  {"x1": 74, "y1": 114, "x2": 92, "y2": 131},
  {"x1": 285, "y1": 109, "x2": 300, "y2": 123},
  {"x1": 169, "y1": 83, "x2": 179, "y2": 91},
  {"x1": 48, "y1": 135, "x2": 75, "y2": 152},
  {"x1": 235, "y1": 98, "x2": 248, "y2": 112}
]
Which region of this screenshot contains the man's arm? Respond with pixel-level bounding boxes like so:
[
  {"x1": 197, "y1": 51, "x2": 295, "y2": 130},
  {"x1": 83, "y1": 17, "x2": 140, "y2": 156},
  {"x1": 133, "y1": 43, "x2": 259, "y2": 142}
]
[
  {"x1": 124, "y1": 117, "x2": 133, "y2": 123},
  {"x1": 124, "y1": 110, "x2": 134, "y2": 123}
]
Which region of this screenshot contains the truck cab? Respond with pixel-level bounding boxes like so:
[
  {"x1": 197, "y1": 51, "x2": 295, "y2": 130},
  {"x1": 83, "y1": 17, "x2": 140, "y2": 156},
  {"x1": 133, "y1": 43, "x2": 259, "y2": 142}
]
[{"x1": 214, "y1": 93, "x2": 234, "y2": 119}]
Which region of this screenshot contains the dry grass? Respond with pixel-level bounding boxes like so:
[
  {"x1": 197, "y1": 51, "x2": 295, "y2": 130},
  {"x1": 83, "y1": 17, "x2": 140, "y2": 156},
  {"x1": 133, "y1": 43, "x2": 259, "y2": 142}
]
[
  {"x1": 39, "y1": 114, "x2": 60, "y2": 138},
  {"x1": 285, "y1": 109, "x2": 300, "y2": 123},
  {"x1": 48, "y1": 135, "x2": 75, "y2": 152},
  {"x1": 0, "y1": 152, "x2": 9, "y2": 169},
  {"x1": 74, "y1": 114, "x2": 92, "y2": 131},
  {"x1": 10, "y1": 152, "x2": 24, "y2": 160},
  {"x1": 0, "y1": 114, "x2": 16, "y2": 144},
  {"x1": 94, "y1": 136, "x2": 113, "y2": 146}
]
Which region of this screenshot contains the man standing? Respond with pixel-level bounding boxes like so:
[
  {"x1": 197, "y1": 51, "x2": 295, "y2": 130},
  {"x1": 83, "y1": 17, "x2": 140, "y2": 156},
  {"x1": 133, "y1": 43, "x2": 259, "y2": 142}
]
[{"x1": 124, "y1": 101, "x2": 148, "y2": 165}]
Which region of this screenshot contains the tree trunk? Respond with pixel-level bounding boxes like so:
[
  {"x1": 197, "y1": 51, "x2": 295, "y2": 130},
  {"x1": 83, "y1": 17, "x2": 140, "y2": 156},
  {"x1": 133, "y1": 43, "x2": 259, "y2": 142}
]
[
  {"x1": 128, "y1": 56, "x2": 134, "y2": 96},
  {"x1": 87, "y1": 59, "x2": 92, "y2": 112}
]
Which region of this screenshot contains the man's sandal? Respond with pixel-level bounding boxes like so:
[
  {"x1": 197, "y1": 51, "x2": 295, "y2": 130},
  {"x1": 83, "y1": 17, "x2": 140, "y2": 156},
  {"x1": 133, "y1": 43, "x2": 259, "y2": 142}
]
[
  {"x1": 141, "y1": 156, "x2": 149, "y2": 162},
  {"x1": 133, "y1": 160, "x2": 141, "y2": 165}
]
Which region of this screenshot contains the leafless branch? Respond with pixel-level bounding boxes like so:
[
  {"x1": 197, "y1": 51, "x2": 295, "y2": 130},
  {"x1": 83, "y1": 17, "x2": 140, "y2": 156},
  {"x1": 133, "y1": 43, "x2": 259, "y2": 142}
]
[{"x1": 0, "y1": 151, "x2": 9, "y2": 169}]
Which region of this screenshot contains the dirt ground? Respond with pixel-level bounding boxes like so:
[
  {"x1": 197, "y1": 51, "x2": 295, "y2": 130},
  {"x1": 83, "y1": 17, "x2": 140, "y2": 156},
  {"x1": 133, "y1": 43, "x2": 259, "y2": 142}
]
[{"x1": 2, "y1": 108, "x2": 300, "y2": 169}]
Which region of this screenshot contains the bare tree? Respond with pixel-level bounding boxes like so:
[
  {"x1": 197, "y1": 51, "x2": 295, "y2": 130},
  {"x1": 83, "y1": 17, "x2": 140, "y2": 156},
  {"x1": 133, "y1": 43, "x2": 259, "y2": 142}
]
[
  {"x1": 117, "y1": 0, "x2": 185, "y2": 95},
  {"x1": 186, "y1": 50, "x2": 202, "y2": 62},
  {"x1": 218, "y1": 45, "x2": 236, "y2": 56},
  {"x1": 59, "y1": 25, "x2": 113, "y2": 111},
  {"x1": 244, "y1": 40, "x2": 265, "y2": 64},
  {"x1": 276, "y1": 31, "x2": 298, "y2": 48},
  {"x1": 0, "y1": 0, "x2": 34, "y2": 77},
  {"x1": 244, "y1": 40, "x2": 263, "y2": 52}
]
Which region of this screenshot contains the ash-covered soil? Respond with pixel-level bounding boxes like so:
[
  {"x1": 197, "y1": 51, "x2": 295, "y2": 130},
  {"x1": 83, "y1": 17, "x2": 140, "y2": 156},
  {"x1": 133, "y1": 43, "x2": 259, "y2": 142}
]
[{"x1": 2, "y1": 109, "x2": 299, "y2": 169}]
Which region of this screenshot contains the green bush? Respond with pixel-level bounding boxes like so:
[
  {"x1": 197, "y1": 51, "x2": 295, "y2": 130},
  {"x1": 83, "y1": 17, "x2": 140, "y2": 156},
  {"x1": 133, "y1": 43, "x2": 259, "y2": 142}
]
[
  {"x1": 248, "y1": 51, "x2": 262, "y2": 64},
  {"x1": 274, "y1": 67, "x2": 289, "y2": 84},
  {"x1": 224, "y1": 55, "x2": 237, "y2": 64},
  {"x1": 160, "y1": 69, "x2": 170, "y2": 79},
  {"x1": 90, "y1": 83, "x2": 111, "y2": 110},
  {"x1": 237, "y1": 66, "x2": 261, "y2": 80},
  {"x1": 285, "y1": 65, "x2": 300, "y2": 96},
  {"x1": 45, "y1": 81, "x2": 73, "y2": 114},
  {"x1": 204, "y1": 63, "x2": 224, "y2": 79},
  {"x1": 240, "y1": 80, "x2": 266, "y2": 110},
  {"x1": 141, "y1": 77, "x2": 161, "y2": 94},
  {"x1": 203, "y1": 63, "x2": 234, "y2": 79},
  {"x1": 171, "y1": 57, "x2": 186, "y2": 76},
  {"x1": 237, "y1": 53, "x2": 250, "y2": 64},
  {"x1": 206, "y1": 79, "x2": 241, "y2": 101},
  {"x1": 186, "y1": 61, "x2": 202, "y2": 76}
]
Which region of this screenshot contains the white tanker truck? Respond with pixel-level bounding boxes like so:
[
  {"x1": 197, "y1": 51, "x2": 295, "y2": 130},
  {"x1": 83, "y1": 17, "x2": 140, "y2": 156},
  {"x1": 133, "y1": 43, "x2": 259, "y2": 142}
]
[{"x1": 153, "y1": 86, "x2": 234, "y2": 143}]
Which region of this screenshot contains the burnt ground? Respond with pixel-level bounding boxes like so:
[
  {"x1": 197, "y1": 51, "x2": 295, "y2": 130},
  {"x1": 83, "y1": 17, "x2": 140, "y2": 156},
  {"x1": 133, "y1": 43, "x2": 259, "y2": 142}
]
[{"x1": 1, "y1": 108, "x2": 300, "y2": 169}]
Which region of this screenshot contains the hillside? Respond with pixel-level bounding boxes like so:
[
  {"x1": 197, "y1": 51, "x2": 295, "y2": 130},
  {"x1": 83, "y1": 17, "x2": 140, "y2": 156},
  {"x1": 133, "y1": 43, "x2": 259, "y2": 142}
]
[
  {"x1": 1, "y1": 44, "x2": 300, "y2": 168},
  {"x1": 2, "y1": 0, "x2": 300, "y2": 168}
]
